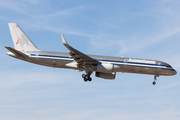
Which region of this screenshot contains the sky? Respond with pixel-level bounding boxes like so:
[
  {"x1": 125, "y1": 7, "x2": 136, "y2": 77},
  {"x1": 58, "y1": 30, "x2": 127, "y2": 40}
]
[{"x1": 0, "y1": 0, "x2": 180, "y2": 120}]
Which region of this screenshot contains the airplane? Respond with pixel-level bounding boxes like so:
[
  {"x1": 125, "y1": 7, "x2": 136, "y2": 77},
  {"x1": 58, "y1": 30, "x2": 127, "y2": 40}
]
[{"x1": 5, "y1": 23, "x2": 177, "y2": 85}]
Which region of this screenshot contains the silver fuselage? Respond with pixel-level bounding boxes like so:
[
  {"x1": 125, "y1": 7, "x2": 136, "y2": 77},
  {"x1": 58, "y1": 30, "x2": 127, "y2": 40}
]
[{"x1": 7, "y1": 50, "x2": 177, "y2": 76}]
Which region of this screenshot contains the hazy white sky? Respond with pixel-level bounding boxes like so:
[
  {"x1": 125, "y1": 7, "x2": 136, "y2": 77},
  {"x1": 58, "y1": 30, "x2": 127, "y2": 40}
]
[{"x1": 0, "y1": 0, "x2": 180, "y2": 120}]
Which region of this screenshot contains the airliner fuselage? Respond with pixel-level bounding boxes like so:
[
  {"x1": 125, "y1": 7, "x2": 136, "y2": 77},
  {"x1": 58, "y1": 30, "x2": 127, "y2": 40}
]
[{"x1": 5, "y1": 23, "x2": 177, "y2": 85}]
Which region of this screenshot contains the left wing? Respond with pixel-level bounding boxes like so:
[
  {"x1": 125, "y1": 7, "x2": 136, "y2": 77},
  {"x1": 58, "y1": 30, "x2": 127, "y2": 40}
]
[{"x1": 61, "y1": 34, "x2": 99, "y2": 68}]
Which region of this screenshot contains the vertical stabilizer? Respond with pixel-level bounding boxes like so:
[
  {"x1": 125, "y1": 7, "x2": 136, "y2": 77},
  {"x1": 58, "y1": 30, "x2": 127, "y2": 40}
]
[{"x1": 8, "y1": 23, "x2": 39, "y2": 52}]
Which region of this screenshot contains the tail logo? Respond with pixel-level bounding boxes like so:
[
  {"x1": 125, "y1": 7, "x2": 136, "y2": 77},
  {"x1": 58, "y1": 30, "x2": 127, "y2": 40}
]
[
  {"x1": 14, "y1": 25, "x2": 18, "y2": 28},
  {"x1": 16, "y1": 39, "x2": 20, "y2": 45}
]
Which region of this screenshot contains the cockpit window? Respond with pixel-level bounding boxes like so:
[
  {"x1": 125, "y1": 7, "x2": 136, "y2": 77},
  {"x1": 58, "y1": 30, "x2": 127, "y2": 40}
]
[{"x1": 166, "y1": 65, "x2": 172, "y2": 68}]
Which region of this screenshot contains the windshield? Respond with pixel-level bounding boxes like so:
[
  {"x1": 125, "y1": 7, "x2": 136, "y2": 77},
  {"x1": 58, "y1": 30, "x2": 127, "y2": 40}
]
[{"x1": 166, "y1": 65, "x2": 172, "y2": 68}]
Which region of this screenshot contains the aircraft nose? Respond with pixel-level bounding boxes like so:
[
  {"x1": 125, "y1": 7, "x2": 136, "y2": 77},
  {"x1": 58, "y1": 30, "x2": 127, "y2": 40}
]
[{"x1": 172, "y1": 69, "x2": 177, "y2": 75}]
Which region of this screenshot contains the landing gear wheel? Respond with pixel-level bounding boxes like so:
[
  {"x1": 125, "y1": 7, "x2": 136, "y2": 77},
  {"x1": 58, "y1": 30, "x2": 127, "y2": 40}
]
[
  {"x1": 82, "y1": 71, "x2": 93, "y2": 82},
  {"x1": 84, "y1": 78, "x2": 88, "y2": 82},
  {"x1": 152, "y1": 81, "x2": 156, "y2": 85},
  {"x1": 82, "y1": 74, "x2": 86, "y2": 78},
  {"x1": 88, "y1": 77, "x2": 92, "y2": 81}
]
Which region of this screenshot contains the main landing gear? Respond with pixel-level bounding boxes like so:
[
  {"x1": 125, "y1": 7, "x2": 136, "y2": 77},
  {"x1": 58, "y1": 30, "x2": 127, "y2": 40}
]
[
  {"x1": 82, "y1": 74, "x2": 92, "y2": 82},
  {"x1": 82, "y1": 68, "x2": 93, "y2": 82},
  {"x1": 152, "y1": 75, "x2": 159, "y2": 85}
]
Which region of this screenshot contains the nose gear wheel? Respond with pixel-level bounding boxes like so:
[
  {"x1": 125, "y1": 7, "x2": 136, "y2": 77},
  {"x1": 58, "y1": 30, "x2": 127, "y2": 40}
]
[{"x1": 152, "y1": 75, "x2": 159, "y2": 85}]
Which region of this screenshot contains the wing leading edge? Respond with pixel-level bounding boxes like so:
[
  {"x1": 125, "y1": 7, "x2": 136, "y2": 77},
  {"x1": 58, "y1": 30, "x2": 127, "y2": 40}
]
[{"x1": 61, "y1": 34, "x2": 99, "y2": 68}]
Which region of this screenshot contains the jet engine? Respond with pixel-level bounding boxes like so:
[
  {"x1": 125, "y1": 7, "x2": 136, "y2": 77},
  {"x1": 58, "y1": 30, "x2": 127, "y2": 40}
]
[
  {"x1": 92, "y1": 63, "x2": 114, "y2": 73},
  {"x1": 95, "y1": 72, "x2": 116, "y2": 79}
]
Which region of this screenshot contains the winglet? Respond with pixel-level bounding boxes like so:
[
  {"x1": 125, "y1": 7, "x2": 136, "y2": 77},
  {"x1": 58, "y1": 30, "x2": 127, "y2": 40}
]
[{"x1": 61, "y1": 34, "x2": 68, "y2": 45}]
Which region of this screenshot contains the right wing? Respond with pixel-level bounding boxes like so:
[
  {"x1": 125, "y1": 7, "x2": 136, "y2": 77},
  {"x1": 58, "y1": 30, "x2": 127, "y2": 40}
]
[{"x1": 61, "y1": 34, "x2": 99, "y2": 68}]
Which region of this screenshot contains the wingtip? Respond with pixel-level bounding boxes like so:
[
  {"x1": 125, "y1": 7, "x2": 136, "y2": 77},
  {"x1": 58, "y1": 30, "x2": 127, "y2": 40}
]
[{"x1": 61, "y1": 34, "x2": 68, "y2": 45}]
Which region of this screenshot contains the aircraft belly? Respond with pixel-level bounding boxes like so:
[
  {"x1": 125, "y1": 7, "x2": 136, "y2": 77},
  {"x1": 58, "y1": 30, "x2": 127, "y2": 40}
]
[
  {"x1": 36, "y1": 58, "x2": 73, "y2": 68},
  {"x1": 17, "y1": 57, "x2": 71, "y2": 69},
  {"x1": 12, "y1": 55, "x2": 78, "y2": 70},
  {"x1": 121, "y1": 66, "x2": 155, "y2": 75},
  {"x1": 117, "y1": 65, "x2": 172, "y2": 76}
]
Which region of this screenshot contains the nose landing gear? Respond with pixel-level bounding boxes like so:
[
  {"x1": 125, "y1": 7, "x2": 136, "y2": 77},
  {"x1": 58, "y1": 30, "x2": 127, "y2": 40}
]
[{"x1": 152, "y1": 75, "x2": 159, "y2": 85}]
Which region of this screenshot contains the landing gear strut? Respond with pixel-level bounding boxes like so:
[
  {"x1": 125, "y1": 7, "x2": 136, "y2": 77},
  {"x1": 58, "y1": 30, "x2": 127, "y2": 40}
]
[
  {"x1": 82, "y1": 67, "x2": 92, "y2": 82},
  {"x1": 152, "y1": 75, "x2": 159, "y2": 85}
]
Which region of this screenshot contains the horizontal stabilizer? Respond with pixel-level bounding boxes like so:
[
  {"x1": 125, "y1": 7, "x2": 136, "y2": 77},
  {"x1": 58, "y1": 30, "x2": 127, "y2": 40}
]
[{"x1": 5, "y1": 46, "x2": 28, "y2": 57}]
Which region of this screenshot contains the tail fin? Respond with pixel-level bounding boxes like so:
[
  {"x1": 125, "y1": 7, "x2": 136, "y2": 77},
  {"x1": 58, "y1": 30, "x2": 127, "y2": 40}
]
[{"x1": 8, "y1": 23, "x2": 39, "y2": 52}]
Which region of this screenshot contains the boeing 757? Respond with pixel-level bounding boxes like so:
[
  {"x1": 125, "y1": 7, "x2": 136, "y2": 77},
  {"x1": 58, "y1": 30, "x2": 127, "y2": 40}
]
[{"x1": 5, "y1": 23, "x2": 177, "y2": 85}]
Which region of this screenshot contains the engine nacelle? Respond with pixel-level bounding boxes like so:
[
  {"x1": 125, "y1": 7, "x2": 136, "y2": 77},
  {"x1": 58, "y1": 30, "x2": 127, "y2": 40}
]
[
  {"x1": 93, "y1": 63, "x2": 114, "y2": 73},
  {"x1": 95, "y1": 72, "x2": 116, "y2": 79}
]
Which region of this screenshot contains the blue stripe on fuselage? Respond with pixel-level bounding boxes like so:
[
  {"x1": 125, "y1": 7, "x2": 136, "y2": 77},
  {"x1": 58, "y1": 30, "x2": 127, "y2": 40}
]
[{"x1": 30, "y1": 54, "x2": 168, "y2": 68}]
